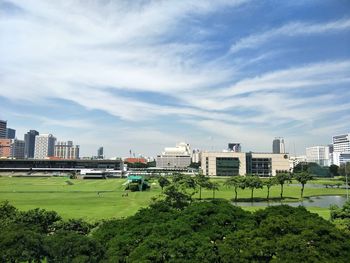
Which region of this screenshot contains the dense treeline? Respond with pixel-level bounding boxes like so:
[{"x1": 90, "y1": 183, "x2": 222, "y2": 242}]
[{"x1": 1, "y1": 197, "x2": 350, "y2": 262}]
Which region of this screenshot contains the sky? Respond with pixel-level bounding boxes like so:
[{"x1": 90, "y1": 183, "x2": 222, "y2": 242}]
[{"x1": 0, "y1": 0, "x2": 350, "y2": 158}]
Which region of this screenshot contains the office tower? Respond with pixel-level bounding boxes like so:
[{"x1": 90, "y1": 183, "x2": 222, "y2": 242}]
[
  {"x1": 228, "y1": 143, "x2": 241, "y2": 152},
  {"x1": 332, "y1": 133, "x2": 350, "y2": 166},
  {"x1": 10, "y1": 139, "x2": 25, "y2": 159},
  {"x1": 97, "y1": 147, "x2": 104, "y2": 159},
  {"x1": 0, "y1": 120, "x2": 7, "y2": 138},
  {"x1": 306, "y1": 146, "x2": 330, "y2": 167},
  {"x1": 6, "y1": 128, "x2": 16, "y2": 139},
  {"x1": 34, "y1": 134, "x2": 56, "y2": 159},
  {"x1": 54, "y1": 141, "x2": 80, "y2": 159},
  {"x1": 273, "y1": 137, "x2": 285, "y2": 154},
  {"x1": 24, "y1": 130, "x2": 39, "y2": 158},
  {"x1": 0, "y1": 139, "x2": 11, "y2": 157},
  {"x1": 333, "y1": 134, "x2": 350, "y2": 153}
]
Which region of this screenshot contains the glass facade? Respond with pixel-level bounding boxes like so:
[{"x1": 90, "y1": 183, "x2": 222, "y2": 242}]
[
  {"x1": 251, "y1": 158, "x2": 272, "y2": 177},
  {"x1": 216, "y1": 157, "x2": 240, "y2": 176}
]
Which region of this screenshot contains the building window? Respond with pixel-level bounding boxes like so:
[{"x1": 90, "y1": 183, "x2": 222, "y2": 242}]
[{"x1": 216, "y1": 157, "x2": 240, "y2": 176}]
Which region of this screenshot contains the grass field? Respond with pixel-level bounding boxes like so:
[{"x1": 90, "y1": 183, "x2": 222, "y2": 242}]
[{"x1": 0, "y1": 176, "x2": 347, "y2": 222}]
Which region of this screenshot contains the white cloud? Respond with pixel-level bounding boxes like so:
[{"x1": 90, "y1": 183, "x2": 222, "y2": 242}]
[{"x1": 230, "y1": 18, "x2": 350, "y2": 53}]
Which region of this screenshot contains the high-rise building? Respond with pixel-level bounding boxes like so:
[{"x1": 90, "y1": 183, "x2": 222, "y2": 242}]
[
  {"x1": 10, "y1": 139, "x2": 25, "y2": 159},
  {"x1": 306, "y1": 146, "x2": 330, "y2": 166},
  {"x1": 332, "y1": 133, "x2": 350, "y2": 166},
  {"x1": 54, "y1": 141, "x2": 80, "y2": 159},
  {"x1": 24, "y1": 130, "x2": 39, "y2": 158},
  {"x1": 6, "y1": 128, "x2": 16, "y2": 139},
  {"x1": 0, "y1": 120, "x2": 7, "y2": 139},
  {"x1": 273, "y1": 137, "x2": 285, "y2": 154},
  {"x1": 34, "y1": 134, "x2": 56, "y2": 159},
  {"x1": 228, "y1": 143, "x2": 241, "y2": 152},
  {"x1": 333, "y1": 134, "x2": 350, "y2": 153},
  {"x1": 97, "y1": 147, "x2": 104, "y2": 159},
  {"x1": 0, "y1": 139, "x2": 11, "y2": 157}
]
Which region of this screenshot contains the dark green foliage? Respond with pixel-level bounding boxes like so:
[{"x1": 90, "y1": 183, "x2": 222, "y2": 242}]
[
  {"x1": 1, "y1": 199, "x2": 350, "y2": 262},
  {"x1": 44, "y1": 231, "x2": 104, "y2": 263},
  {"x1": 16, "y1": 208, "x2": 61, "y2": 233},
  {"x1": 329, "y1": 164, "x2": 339, "y2": 177},
  {"x1": 54, "y1": 218, "x2": 94, "y2": 235},
  {"x1": 0, "y1": 225, "x2": 45, "y2": 263},
  {"x1": 294, "y1": 162, "x2": 331, "y2": 177},
  {"x1": 158, "y1": 176, "x2": 170, "y2": 191},
  {"x1": 188, "y1": 161, "x2": 201, "y2": 169}
]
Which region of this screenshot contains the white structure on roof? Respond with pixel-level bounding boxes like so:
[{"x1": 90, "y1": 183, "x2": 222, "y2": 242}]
[{"x1": 156, "y1": 142, "x2": 192, "y2": 168}]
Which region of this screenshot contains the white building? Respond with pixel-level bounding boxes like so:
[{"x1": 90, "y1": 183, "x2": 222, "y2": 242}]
[
  {"x1": 54, "y1": 141, "x2": 80, "y2": 159},
  {"x1": 332, "y1": 152, "x2": 350, "y2": 167},
  {"x1": 333, "y1": 134, "x2": 350, "y2": 153},
  {"x1": 192, "y1": 149, "x2": 201, "y2": 163},
  {"x1": 156, "y1": 142, "x2": 192, "y2": 168},
  {"x1": 34, "y1": 134, "x2": 56, "y2": 159},
  {"x1": 332, "y1": 133, "x2": 350, "y2": 166},
  {"x1": 306, "y1": 146, "x2": 330, "y2": 166}
]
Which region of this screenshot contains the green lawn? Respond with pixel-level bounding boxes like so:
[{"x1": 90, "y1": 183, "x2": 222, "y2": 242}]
[{"x1": 0, "y1": 177, "x2": 346, "y2": 221}]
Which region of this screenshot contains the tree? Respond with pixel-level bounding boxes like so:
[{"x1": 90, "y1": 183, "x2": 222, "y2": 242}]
[
  {"x1": 207, "y1": 182, "x2": 219, "y2": 200},
  {"x1": 263, "y1": 177, "x2": 277, "y2": 200},
  {"x1": 194, "y1": 174, "x2": 211, "y2": 200},
  {"x1": 244, "y1": 175, "x2": 263, "y2": 201},
  {"x1": 158, "y1": 176, "x2": 170, "y2": 192},
  {"x1": 329, "y1": 164, "x2": 339, "y2": 177},
  {"x1": 224, "y1": 176, "x2": 246, "y2": 202},
  {"x1": 293, "y1": 171, "x2": 314, "y2": 199},
  {"x1": 275, "y1": 173, "x2": 292, "y2": 199},
  {"x1": 163, "y1": 185, "x2": 192, "y2": 209}
]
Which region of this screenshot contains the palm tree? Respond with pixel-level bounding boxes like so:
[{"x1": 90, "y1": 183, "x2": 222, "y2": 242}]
[
  {"x1": 263, "y1": 177, "x2": 277, "y2": 200},
  {"x1": 275, "y1": 173, "x2": 292, "y2": 200},
  {"x1": 245, "y1": 175, "x2": 263, "y2": 202},
  {"x1": 224, "y1": 176, "x2": 246, "y2": 202},
  {"x1": 293, "y1": 171, "x2": 313, "y2": 199}
]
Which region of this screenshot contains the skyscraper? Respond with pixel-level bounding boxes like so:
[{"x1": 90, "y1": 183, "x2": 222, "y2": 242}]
[
  {"x1": 333, "y1": 134, "x2": 350, "y2": 153},
  {"x1": 24, "y1": 130, "x2": 39, "y2": 158},
  {"x1": 332, "y1": 133, "x2": 350, "y2": 166},
  {"x1": 97, "y1": 147, "x2": 104, "y2": 159},
  {"x1": 0, "y1": 120, "x2": 7, "y2": 139},
  {"x1": 273, "y1": 137, "x2": 285, "y2": 154},
  {"x1": 6, "y1": 128, "x2": 16, "y2": 139},
  {"x1": 34, "y1": 134, "x2": 56, "y2": 159}
]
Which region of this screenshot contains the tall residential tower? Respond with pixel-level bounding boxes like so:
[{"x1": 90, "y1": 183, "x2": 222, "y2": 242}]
[{"x1": 34, "y1": 134, "x2": 56, "y2": 159}]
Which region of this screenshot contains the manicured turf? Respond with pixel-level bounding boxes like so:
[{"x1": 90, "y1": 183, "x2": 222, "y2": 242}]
[{"x1": 0, "y1": 176, "x2": 346, "y2": 221}]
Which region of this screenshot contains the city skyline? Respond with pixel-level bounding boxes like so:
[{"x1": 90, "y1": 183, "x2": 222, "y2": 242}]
[{"x1": 1, "y1": 1, "x2": 350, "y2": 157}]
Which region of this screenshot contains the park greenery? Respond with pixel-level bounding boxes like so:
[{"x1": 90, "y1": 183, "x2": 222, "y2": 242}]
[{"x1": 1, "y1": 186, "x2": 350, "y2": 262}]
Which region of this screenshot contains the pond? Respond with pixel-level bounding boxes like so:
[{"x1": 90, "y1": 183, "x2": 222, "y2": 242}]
[{"x1": 233, "y1": 195, "x2": 347, "y2": 208}]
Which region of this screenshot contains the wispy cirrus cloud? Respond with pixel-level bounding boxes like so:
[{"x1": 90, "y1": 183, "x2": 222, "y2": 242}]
[
  {"x1": 230, "y1": 18, "x2": 350, "y2": 53},
  {"x1": 0, "y1": 0, "x2": 349, "y2": 156}
]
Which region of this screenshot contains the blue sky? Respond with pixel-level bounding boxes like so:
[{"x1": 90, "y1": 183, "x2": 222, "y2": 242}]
[{"x1": 0, "y1": 0, "x2": 349, "y2": 157}]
